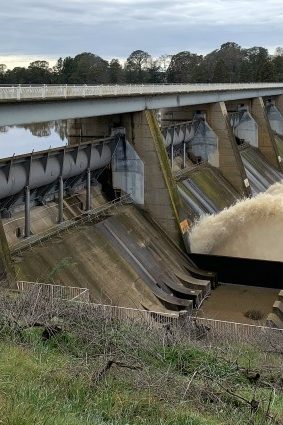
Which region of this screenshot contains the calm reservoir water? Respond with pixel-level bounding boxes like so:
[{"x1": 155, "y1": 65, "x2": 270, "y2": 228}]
[{"x1": 0, "y1": 121, "x2": 68, "y2": 159}]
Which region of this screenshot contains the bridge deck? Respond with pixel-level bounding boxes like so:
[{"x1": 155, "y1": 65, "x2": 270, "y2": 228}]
[
  {"x1": 1, "y1": 83, "x2": 283, "y2": 126},
  {"x1": 0, "y1": 83, "x2": 283, "y2": 102}
]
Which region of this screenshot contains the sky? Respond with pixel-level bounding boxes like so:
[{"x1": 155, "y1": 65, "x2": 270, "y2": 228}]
[{"x1": 1, "y1": 0, "x2": 283, "y2": 68}]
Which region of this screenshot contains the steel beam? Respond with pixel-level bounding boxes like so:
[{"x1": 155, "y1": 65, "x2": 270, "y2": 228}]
[
  {"x1": 58, "y1": 177, "x2": 64, "y2": 224},
  {"x1": 183, "y1": 142, "x2": 186, "y2": 169},
  {"x1": 170, "y1": 144, "x2": 174, "y2": 170},
  {"x1": 85, "y1": 168, "x2": 91, "y2": 211},
  {"x1": 24, "y1": 186, "x2": 31, "y2": 238}
]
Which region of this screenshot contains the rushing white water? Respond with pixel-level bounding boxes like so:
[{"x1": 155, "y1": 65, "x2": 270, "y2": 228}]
[{"x1": 189, "y1": 182, "x2": 283, "y2": 261}]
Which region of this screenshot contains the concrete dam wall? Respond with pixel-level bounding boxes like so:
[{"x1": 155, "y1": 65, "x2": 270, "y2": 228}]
[{"x1": 15, "y1": 204, "x2": 211, "y2": 312}]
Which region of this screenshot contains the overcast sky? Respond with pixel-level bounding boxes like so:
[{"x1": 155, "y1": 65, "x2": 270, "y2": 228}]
[{"x1": 1, "y1": 0, "x2": 283, "y2": 68}]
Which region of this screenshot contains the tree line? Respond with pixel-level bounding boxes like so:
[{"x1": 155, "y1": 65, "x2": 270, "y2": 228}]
[{"x1": 1, "y1": 42, "x2": 283, "y2": 85}]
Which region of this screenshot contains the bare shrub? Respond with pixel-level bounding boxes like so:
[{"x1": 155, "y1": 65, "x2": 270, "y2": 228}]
[{"x1": 0, "y1": 288, "x2": 282, "y2": 424}]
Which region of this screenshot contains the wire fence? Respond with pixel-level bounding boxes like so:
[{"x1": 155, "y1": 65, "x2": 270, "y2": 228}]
[
  {"x1": 15, "y1": 280, "x2": 283, "y2": 341},
  {"x1": 17, "y1": 281, "x2": 90, "y2": 303},
  {"x1": 1, "y1": 83, "x2": 283, "y2": 101}
]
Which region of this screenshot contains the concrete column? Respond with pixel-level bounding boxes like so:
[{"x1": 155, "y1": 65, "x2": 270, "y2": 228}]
[
  {"x1": 122, "y1": 111, "x2": 186, "y2": 246},
  {"x1": 0, "y1": 220, "x2": 15, "y2": 283},
  {"x1": 275, "y1": 94, "x2": 283, "y2": 116},
  {"x1": 208, "y1": 102, "x2": 251, "y2": 197},
  {"x1": 24, "y1": 186, "x2": 31, "y2": 237},
  {"x1": 58, "y1": 177, "x2": 64, "y2": 224},
  {"x1": 67, "y1": 115, "x2": 120, "y2": 145},
  {"x1": 251, "y1": 97, "x2": 281, "y2": 168}
]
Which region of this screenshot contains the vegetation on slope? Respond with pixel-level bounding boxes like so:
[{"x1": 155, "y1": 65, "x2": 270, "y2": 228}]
[{"x1": 0, "y1": 290, "x2": 282, "y2": 425}]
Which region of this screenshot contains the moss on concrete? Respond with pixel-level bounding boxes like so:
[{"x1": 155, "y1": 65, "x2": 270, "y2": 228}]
[{"x1": 0, "y1": 220, "x2": 15, "y2": 285}]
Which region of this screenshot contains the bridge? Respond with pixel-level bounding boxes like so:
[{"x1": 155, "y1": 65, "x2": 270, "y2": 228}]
[{"x1": 0, "y1": 83, "x2": 283, "y2": 126}]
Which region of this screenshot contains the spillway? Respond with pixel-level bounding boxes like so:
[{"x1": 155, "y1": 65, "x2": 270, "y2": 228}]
[
  {"x1": 274, "y1": 133, "x2": 283, "y2": 158},
  {"x1": 239, "y1": 144, "x2": 283, "y2": 195},
  {"x1": 14, "y1": 201, "x2": 213, "y2": 312},
  {"x1": 177, "y1": 164, "x2": 238, "y2": 220}
]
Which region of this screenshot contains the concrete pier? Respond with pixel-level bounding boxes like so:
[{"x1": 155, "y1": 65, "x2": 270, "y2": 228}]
[
  {"x1": 251, "y1": 97, "x2": 281, "y2": 168},
  {"x1": 122, "y1": 111, "x2": 186, "y2": 244},
  {"x1": 208, "y1": 102, "x2": 251, "y2": 196}
]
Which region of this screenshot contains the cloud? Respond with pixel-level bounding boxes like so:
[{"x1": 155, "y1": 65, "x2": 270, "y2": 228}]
[{"x1": 0, "y1": 0, "x2": 282, "y2": 62}]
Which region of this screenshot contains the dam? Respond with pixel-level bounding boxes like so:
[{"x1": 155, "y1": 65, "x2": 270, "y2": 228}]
[{"x1": 0, "y1": 84, "x2": 282, "y2": 327}]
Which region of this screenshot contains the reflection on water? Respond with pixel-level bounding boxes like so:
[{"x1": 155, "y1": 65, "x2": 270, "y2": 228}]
[{"x1": 0, "y1": 121, "x2": 68, "y2": 159}]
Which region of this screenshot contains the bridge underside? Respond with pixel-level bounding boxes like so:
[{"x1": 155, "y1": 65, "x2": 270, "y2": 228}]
[{"x1": 1, "y1": 87, "x2": 283, "y2": 126}]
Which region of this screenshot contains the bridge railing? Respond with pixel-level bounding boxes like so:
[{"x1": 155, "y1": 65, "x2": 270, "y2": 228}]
[{"x1": 1, "y1": 83, "x2": 283, "y2": 101}]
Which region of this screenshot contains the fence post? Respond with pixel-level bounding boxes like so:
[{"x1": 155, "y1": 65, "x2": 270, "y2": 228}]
[{"x1": 178, "y1": 310, "x2": 189, "y2": 328}]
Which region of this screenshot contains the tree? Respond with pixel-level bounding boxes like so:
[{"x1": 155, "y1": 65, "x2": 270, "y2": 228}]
[
  {"x1": 147, "y1": 59, "x2": 163, "y2": 83},
  {"x1": 212, "y1": 59, "x2": 230, "y2": 83},
  {"x1": 258, "y1": 59, "x2": 275, "y2": 82},
  {"x1": 27, "y1": 61, "x2": 52, "y2": 84},
  {"x1": 52, "y1": 58, "x2": 64, "y2": 83},
  {"x1": 68, "y1": 53, "x2": 109, "y2": 84},
  {"x1": 0, "y1": 42, "x2": 279, "y2": 85},
  {"x1": 275, "y1": 47, "x2": 283, "y2": 57},
  {"x1": 203, "y1": 42, "x2": 244, "y2": 83},
  {"x1": 125, "y1": 50, "x2": 151, "y2": 83},
  {"x1": 166, "y1": 51, "x2": 202, "y2": 83},
  {"x1": 0, "y1": 64, "x2": 6, "y2": 83},
  {"x1": 5, "y1": 67, "x2": 29, "y2": 84},
  {"x1": 60, "y1": 57, "x2": 75, "y2": 83},
  {"x1": 272, "y1": 48, "x2": 283, "y2": 81},
  {"x1": 109, "y1": 59, "x2": 125, "y2": 83},
  {"x1": 241, "y1": 47, "x2": 269, "y2": 82}
]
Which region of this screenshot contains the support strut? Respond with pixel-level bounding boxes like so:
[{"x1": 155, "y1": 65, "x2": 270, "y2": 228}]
[
  {"x1": 24, "y1": 186, "x2": 31, "y2": 238},
  {"x1": 58, "y1": 177, "x2": 64, "y2": 223}
]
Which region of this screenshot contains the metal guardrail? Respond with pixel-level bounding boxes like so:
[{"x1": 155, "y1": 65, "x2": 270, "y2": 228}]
[
  {"x1": 1, "y1": 83, "x2": 283, "y2": 101},
  {"x1": 11, "y1": 194, "x2": 132, "y2": 255},
  {"x1": 174, "y1": 161, "x2": 209, "y2": 180},
  {"x1": 238, "y1": 141, "x2": 251, "y2": 151}
]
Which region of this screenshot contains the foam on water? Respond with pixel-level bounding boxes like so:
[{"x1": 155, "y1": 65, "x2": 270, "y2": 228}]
[{"x1": 189, "y1": 182, "x2": 283, "y2": 261}]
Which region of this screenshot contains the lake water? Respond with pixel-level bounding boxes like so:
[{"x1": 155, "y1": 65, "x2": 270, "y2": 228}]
[{"x1": 0, "y1": 121, "x2": 68, "y2": 159}]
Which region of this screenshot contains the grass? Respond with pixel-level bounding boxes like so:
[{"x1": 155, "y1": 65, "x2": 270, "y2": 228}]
[
  {"x1": 0, "y1": 334, "x2": 282, "y2": 425},
  {"x1": 0, "y1": 294, "x2": 282, "y2": 425},
  {"x1": 0, "y1": 341, "x2": 220, "y2": 425}
]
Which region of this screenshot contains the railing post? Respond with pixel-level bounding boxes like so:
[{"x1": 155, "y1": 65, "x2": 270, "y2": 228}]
[
  {"x1": 183, "y1": 142, "x2": 186, "y2": 168},
  {"x1": 16, "y1": 85, "x2": 21, "y2": 100},
  {"x1": 64, "y1": 84, "x2": 67, "y2": 98},
  {"x1": 42, "y1": 84, "x2": 46, "y2": 99},
  {"x1": 24, "y1": 186, "x2": 31, "y2": 237},
  {"x1": 171, "y1": 143, "x2": 174, "y2": 170}
]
